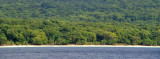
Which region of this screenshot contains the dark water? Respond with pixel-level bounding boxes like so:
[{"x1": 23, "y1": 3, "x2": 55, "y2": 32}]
[{"x1": 0, "y1": 47, "x2": 160, "y2": 59}]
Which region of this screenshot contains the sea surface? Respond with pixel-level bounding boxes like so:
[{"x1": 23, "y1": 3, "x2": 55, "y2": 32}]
[{"x1": 0, "y1": 47, "x2": 159, "y2": 59}]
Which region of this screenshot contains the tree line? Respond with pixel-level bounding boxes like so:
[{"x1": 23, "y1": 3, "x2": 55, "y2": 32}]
[
  {"x1": 0, "y1": 18, "x2": 159, "y2": 45},
  {"x1": 0, "y1": 0, "x2": 160, "y2": 45},
  {"x1": 0, "y1": 0, "x2": 160, "y2": 22}
]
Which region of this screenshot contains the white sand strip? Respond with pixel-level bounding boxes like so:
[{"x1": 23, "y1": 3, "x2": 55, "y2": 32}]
[{"x1": 0, "y1": 45, "x2": 160, "y2": 48}]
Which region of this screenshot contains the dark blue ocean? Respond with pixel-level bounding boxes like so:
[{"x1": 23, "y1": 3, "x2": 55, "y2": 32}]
[{"x1": 0, "y1": 47, "x2": 160, "y2": 59}]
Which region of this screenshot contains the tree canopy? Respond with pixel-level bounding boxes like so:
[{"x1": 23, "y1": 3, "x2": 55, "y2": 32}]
[{"x1": 0, "y1": 0, "x2": 160, "y2": 45}]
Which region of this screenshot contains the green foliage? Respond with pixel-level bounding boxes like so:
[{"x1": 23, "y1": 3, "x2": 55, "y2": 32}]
[
  {"x1": 0, "y1": 0, "x2": 159, "y2": 45},
  {"x1": 143, "y1": 39, "x2": 153, "y2": 46},
  {"x1": 0, "y1": 18, "x2": 159, "y2": 45},
  {"x1": 0, "y1": 33, "x2": 7, "y2": 45},
  {"x1": 132, "y1": 36, "x2": 140, "y2": 45},
  {"x1": 55, "y1": 37, "x2": 69, "y2": 45},
  {"x1": 76, "y1": 36, "x2": 87, "y2": 45},
  {"x1": 48, "y1": 39, "x2": 54, "y2": 45},
  {"x1": 0, "y1": 0, "x2": 160, "y2": 22},
  {"x1": 82, "y1": 31, "x2": 96, "y2": 42},
  {"x1": 100, "y1": 40, "x2": 107, "y2": 45},
  {"x1": 30, "y1": 30, "x2": 48, "y2": 45},
  {"x1": 107, "y1": 39, "x2": 117, "y2": 45}
]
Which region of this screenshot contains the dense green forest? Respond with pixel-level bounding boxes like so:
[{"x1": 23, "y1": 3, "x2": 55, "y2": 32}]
[{"x1": 0, "y1": 0, "x2": 160, "y2": 45}]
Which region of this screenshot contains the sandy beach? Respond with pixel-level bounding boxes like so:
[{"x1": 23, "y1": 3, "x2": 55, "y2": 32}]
[{"x1": 0, "y1": 45, "x2": 160, "y2": 48}]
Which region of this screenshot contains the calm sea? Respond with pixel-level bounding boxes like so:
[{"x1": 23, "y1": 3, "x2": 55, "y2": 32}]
[{"x1": 0, "y1": 47, "x2": 159, "y2": 59}]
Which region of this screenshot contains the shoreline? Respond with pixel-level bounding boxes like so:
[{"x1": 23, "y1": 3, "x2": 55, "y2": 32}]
[{"x1": 0, "y1": 45, "x2": 160, "y2": 48}]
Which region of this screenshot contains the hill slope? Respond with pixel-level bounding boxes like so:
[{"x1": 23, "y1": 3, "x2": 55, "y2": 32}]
[
  {"x1": 0, "y1": 0, "x2": 160, "y2": 45},
  {"x1": 0, "y1": 0, "x2": 160, "y2": 21}
]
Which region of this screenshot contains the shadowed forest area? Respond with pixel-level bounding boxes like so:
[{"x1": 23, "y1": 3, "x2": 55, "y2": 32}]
[{"x1": 0, "y1": 0, "x2": 160, "y2": 45}]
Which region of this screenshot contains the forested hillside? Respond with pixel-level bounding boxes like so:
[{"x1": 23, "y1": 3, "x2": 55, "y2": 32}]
[
  {"x1": 0, "y1": 0, "x2": 160, "y2": 45},
  {"x1": 1, "y1": 0, "x2": 160, "y2": 21}
]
